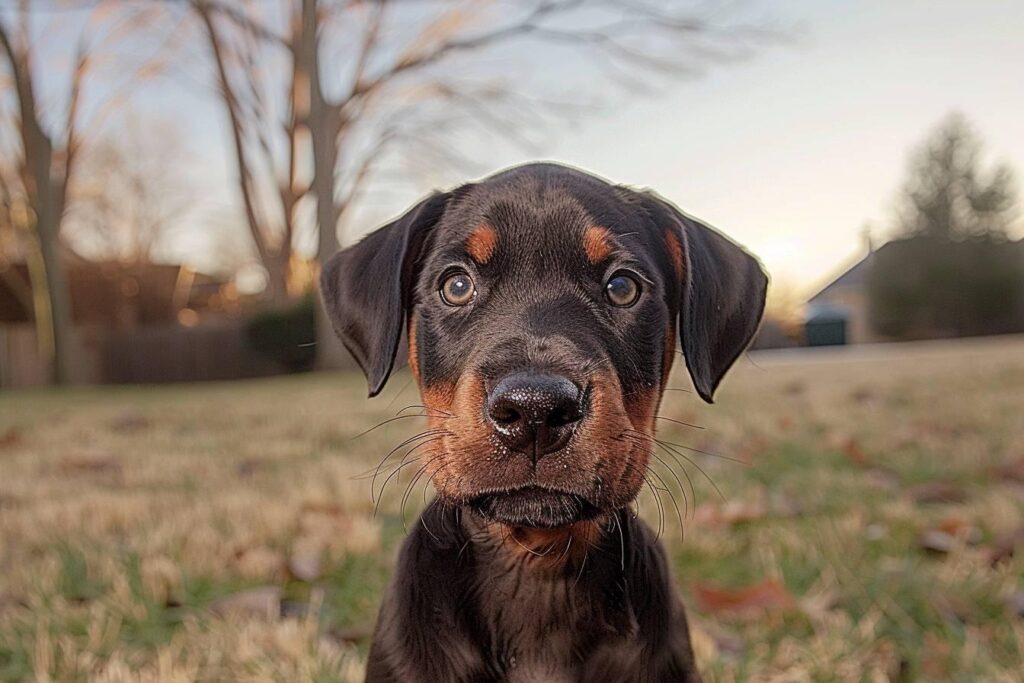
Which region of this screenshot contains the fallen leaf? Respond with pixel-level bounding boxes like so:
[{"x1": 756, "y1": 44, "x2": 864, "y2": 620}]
[
  {"x1": 235, "y1": 458, "x2": 262, "y2": 479},
  {"x1": 920, "y1": 530, "x2": 956, "y2": 554},
  {"x1": 842, "y1": 437, "x2": 872, "y2": 468},
  {"x1": 992, "y1": 456, "x2": 1024, "y2": 484},
  {"x1": 908, "y1": 481, "x2": 967, "y2": 505},
  {"x1": 209, "y1": 586, "x2": 282, "y2": 619},
  {"x1": 1009, "y1": 592, "x2": 1024, "y2": 618},
  {"x1": 921, "y1": 632, "x2": 953, "y2": 679},
  {"x1": 693, "y1": 578, "x2": 796, "y2": 615},
  {"x1": 108, "y1": 412, "x2": 150, "y2": 433},
  {"x1": 288, "y1": 551, "x2": 323, "y2": 583},
  {"x1": 330, "y1": 624, "x2": 375, "y2": 643},
  {"x1": 0, "y1": 428, "x2": 23, "y2": 450},
  {"x1": 57, "y1": 455, "x2": 122, "y2": 476},
  {"x1": 233, "y1": 546, "x2": 285, "y2": 581},
  {"x1": 866, "y1": 468, "x2": 902, "y2": 491},
  {"x1": 988, "y1": 526, "x2": 1024, "y2": 566}
]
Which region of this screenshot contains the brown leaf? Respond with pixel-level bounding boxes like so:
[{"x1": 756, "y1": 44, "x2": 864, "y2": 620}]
[
  {"x1": 936, "y1": 517, "x2": 982, "y2": 544},
  {"x1": 1009, "y1": 592, "x2": 1024, "y2": 618},
  {"x1": 841, "y1": 437, "x2": 872, "y2": 468},
  {"x1": 693, "y1": 578, "x2": 796, "y2": 615},
  {"x1": 0, "y1": 428, "x2": 23, "y2": 450},
  {"x1": 988, "y1": 526, "x2": 1024, "y2": 566},
  {"x1": 921, "y1": 633, "x2": 953, "y2": 679},
  {"x1": 108, "y1": 412, "x2": 150, "y2": 433},
  {"x1": 920, "y1": 529, "x2": 957, "y2": 555},
  {"x1": 992, "y1": 456, "x2": 1024, "y2": 484},
  {"x1": 209, "y1": 586, "x2": 282, "y2": 619},
  {"x1": 57, "y1": 455, "x2": 122, "y2": 476},
  {"x1": 908, "y1": 481, "x2": 967, "y2": 505}
]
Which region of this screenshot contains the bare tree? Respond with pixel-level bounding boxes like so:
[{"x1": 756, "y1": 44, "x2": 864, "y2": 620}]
[
  {"x1": 66, "y1": 117, "x2": 195, "y2": 264},
  {"x1": 189, "y1": 0, "x2": 776, "y2": 364},
  {"x1": 0, "y1": 1, "x2": 180, "y2": 383},
  {"x1": 189, "y1": 0, "x2": 311, "y2": 305}
]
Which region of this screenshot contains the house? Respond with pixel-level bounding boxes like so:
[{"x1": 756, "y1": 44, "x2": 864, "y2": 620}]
[
  {"x1": 0, "y1": 260, "x2": 245, "y2": 387},
  {"x1": 804, "y1": 240, "x2": 892, "y2": 346}
]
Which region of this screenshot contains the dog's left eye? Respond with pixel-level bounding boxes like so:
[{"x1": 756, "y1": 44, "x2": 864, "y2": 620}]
[
  {"x1": 605, "y1": 272, "x2": 641, "y2": 307},
  {"x1": 440, "y1": 271, "x2": 476, "y2": 306}
]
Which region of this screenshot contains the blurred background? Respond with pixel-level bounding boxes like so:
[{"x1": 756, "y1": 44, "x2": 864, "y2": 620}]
[{"x1": 1, "y1": 1, "x2": 1022, "y2": 681}]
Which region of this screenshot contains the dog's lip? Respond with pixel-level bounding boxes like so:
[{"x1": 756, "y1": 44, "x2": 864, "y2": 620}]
[
  {"x1": 466, "y1": 483, "x2": 584, "y2": 500},
  {"x1": 466, "y1": 485, "x2": 603, "y2": 528}
]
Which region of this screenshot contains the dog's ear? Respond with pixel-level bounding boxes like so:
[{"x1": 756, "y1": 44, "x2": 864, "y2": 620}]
[
  {"x1": 320, "y1": 192, "x2": 450, "y2": 397},
  {"x1": 638, "y1": 192, "x2": 768, "y2": 403}
]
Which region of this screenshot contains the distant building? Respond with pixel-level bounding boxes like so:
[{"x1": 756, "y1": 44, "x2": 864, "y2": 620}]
[
  {"x1": 804, "y1": 240, "x2": 892, "y2": 346},
  {"x1": 0, "y1": 260, "x2": 246, "y2": 387}
]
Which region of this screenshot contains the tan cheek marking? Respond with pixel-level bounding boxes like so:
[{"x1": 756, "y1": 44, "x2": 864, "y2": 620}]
[
  {"x1": 624, "y1": 387, "x2": 659, "y2": 436},
  {"x1": 665, "y1": 228, "x2": 685, "y2": 282},
  {"x1": 407, "y1": 314, "x2": 420, "y2": 384},
  {"x1": 583, "y1": 226, "x2": 614, "y2": 264},
  {"x1": 661, "y1": 321, "x2": 676, "y2": 389},
  {"x1": 465, "y1": 225, "x2": 498, "y2": 264}
]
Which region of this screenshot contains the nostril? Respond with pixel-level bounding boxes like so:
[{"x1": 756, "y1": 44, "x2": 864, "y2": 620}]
[
  {"x1": 546, "y1": 405, "x2": 581, "y2": 428},
  {"x1": 490, "y1": 404, "x2": 521, "y2": 426}
]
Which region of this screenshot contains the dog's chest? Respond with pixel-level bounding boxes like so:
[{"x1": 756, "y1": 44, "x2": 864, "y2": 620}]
[{"x1": 474, "y1": 558, "x2": 642, "y2": 681}]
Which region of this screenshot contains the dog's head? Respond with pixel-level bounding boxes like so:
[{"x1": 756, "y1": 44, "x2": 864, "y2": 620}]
[{"x1": 322, "y1": 163, "x2": 766, "y2": 529}]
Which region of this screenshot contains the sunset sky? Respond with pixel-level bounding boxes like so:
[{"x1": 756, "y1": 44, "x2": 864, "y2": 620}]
[
  {"x1": 41, "y1": 0, "x2": 1020, "y2": 303},
  {"x1": 467, "y1": 0, "x2": 1024, "y2": 299}
]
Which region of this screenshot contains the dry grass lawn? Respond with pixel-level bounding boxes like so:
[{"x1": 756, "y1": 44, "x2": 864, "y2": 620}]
[{"x1": 2, "y1": 336, "x2": 1023, "y2": 681}]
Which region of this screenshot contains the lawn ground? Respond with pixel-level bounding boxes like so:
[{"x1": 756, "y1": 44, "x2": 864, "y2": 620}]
[{"x1": 1, "y1": 336, "x2": 1023, "y2": 681}]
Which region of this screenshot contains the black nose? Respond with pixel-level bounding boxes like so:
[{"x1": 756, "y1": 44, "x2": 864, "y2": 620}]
[{"x1": 486, "y1": 373, "x2": 584, "y2": 460}]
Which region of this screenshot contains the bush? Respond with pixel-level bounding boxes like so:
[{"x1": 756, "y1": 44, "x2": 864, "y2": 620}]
[
  {"x1": 244, "y1": 296, "x2": 316, "y2": 372},
  {"x1": 867, "y1": 236, "x2": 1024, "y2": 339}
]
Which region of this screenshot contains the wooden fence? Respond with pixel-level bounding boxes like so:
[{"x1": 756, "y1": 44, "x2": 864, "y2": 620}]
[{"x1": 0, "y1": 321, "x2": 336, "y2": 388}]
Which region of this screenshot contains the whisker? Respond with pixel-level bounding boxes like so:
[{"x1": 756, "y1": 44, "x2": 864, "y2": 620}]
[
  {"x1": 642, "y1": 434, "x2": 727, "y2": 502},
  {"x1": 368, "y1": 429, "x2": 449, "y2": 490},
  {"x1": 646, "y1": 461, "x2": 686, "y2": 542},
  {"x1": 352, "y1": 412, "x2": 435, "y2": 440},
  {"x1": 647, "y1": 450, "x2": 691, "y2": 522},
  {"x1": 652, "y1": 436, "x2": 748, "y2": 465},
  {"x1": 643, "y1": 475, "x2": 666, "y2": 541},
  {"x1": 396, "y1": 404, "x2": 453, "y2": 417},
  {"x1": 617, "y1": 432, "x2": 698, "y2": 514},
  {"x1": 372, "y1": 436, "x2": 444, "y2": 507},
  {"x1": 649, "y1": 415, "x2": 704, "y2": 430}
]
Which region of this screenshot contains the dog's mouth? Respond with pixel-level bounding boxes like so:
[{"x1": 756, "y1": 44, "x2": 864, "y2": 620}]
[{"x1": 469, "y1": 486, "x2": 602, "y2": 529}]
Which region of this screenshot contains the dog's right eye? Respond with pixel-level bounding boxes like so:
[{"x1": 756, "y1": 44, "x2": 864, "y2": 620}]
[{"x1": 440, "y1": 271, "x2": 476, "y2": 306}]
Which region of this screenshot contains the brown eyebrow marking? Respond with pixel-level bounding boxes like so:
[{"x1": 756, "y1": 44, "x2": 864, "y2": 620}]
[
  {"x1": 583, "y1": 226, "x2": 614, "y2": 264},
  {"x1": 664, "y1": 228, "x2": 685, "y2": 281},
  {"x1": 465, "y1": 224, "x2": 498, "y2": 264}
]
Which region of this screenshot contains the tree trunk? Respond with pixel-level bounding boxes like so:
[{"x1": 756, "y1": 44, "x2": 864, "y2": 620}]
[
  {"x1": 1, "y1": 24, "x2": 78, "y2": 384},
  {"x1": 34, "y1": 213, "x2": 77, "y2": 384},
  {"x1": 302, "y1": 0, "x2": 349, "y2": 370}
]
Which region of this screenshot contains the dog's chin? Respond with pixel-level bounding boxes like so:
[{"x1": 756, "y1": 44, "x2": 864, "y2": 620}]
[{"x1": 468, "y1": 486, "x2": 601, "y2": 529}]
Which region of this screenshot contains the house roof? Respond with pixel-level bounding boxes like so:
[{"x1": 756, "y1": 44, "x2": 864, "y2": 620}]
[{"x1": 807, "y1": 240, "x2": 899, "y2": 303}]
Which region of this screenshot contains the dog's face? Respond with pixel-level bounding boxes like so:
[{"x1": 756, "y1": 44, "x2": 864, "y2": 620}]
[{"x1": 322, "y1": 164, "x2": 766, "y2": 529}]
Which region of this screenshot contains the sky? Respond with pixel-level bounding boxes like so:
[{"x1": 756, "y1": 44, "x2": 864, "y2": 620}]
[
  {"x1": 17, "y1": 0, "x2": 1021, "y2": 303},
  {"x1": 488, "y1": 0, "x2": 1024, "y2": 299}
]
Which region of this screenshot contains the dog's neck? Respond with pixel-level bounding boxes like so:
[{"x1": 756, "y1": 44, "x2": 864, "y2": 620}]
[{"x1": 463, "y1": 510, "x2": 611, "y2": 572}]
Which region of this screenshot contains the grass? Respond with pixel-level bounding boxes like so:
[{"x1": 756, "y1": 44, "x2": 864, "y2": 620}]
[{"x1": 1, "y1": 336, "x2": 1023, "y2": 681}]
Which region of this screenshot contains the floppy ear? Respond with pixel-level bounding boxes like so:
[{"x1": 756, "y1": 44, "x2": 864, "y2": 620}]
[
  {"x1": 320, "y1": 192, "x2": 450, "y2": 397},
  {"x1": 640, "y1": 193, "x2": 768, "y2": 403}
]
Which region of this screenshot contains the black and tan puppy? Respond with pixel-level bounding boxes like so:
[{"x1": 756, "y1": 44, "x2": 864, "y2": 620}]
[{"x1": 321, "y1": 163, "x2": 767, "y2": 682}]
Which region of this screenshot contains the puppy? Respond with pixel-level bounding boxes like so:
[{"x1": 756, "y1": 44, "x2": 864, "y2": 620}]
[{"x1": 321, "y1": 162, "x2": 767, "y2": 682}]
